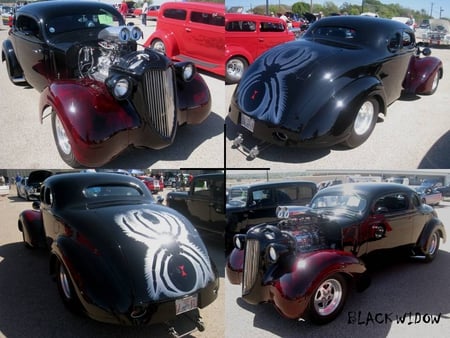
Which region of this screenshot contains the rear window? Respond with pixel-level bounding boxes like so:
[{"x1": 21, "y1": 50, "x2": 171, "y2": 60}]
[
  {"x1": 311, "y1": 26, "x2": 357, "y2": 39},
  {"x1": 260, "y1": 21, "x2": 285, "y2": 32},
  {"x1": 163, "y1": 8, "x2": 186, "y2": 20},
  {"x1": 226, "y1": 20, "x2": 256, "y2": 32},
  {"x1": 83, "y1": 185, "x2": 144, "y2": 198},
  {"x1": 191, "y1": 11, "x2": 225, "y2": 26}
]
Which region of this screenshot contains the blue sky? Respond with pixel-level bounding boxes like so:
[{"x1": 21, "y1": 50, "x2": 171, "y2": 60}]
[{"x1": 225, "y1": 0, "x2": 447, "y2": 18}]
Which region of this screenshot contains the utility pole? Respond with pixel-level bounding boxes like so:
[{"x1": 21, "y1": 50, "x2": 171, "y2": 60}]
[
  {"x1": 430, "y1": 2, "x2": 434, "y2": 18},
  {"x1": 440, "y1": 7, "x2": 444, "y2": 19}
]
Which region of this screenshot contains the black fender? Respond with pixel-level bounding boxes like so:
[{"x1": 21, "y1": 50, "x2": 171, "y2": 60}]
[
  {"x1": 415, "y1": 217, "x2": 447, "y2": 252},
  {"x1": 18, "y1": 210, "x2": 46, "y2": 248},
  {"x1": 321, "y1": 76, "x2": 386, "y2": 140},
  {"x1": 49, "y1": 235, "x2": 133, "y2": 316},
  {"x1": 2, "y1": 39, "x2": 27, "y2": 84}
]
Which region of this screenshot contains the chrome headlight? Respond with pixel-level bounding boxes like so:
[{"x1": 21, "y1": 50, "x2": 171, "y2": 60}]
[
  {"x1": 107, "y1": 76, "x2": 133, "y2": 100},
  {"x1": 265, "y1": 243, "x2": 290, "y2": 264},
  {"x1": 234, "y1": 234, "x2": 246, "y2": 250},
  {"x1": 175, "y1": 62, "x2": 196, "y2": 82}
]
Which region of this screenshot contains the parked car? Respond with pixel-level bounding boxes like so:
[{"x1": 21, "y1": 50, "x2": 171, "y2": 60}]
[
  {"x1": 415, "y1": 19, "x2": 450, "y2": 46},
  {"x1": 226, "y1": 180, "x2": 317, "y2": 253},
  {"x1": 227, "y1": 183, "x2": 446, "y2": 324},
  {"x1": 18, "y1": 172, "x2": 219, "y2": 335},
  {"x1": 16, "y1": 170, "x2": 53, "y2": 200},
  {"x1": 414, "y1": 186, "x2": 443, "y2": 205},
  {"x1": 136, "y1": 175, "x2": 164, "y2": 194},
  {"x1": 134, "y1": 5, "x2": 160, "y2": 20},
  {"x1": 1, "y1": 5, "x2": 13, "y2": 26},
  {"x1": 436, "y1": 185, "x2": 450, "y2": 197},
  {"x1": 228, "y1": 16, "x2": 443, "y2": 155},
  {"x1": 166, "y1": 173, "x2": 225, "y2": 236},
  {"x1": 145, "y1": 2, "x2": 225, "y2": 80},
  {"x1": 225, "y1": 13, "x2": 296, "y2": 83},
  {"x1": 2, "y1": 1, "x2": 211, "y2": 167}
]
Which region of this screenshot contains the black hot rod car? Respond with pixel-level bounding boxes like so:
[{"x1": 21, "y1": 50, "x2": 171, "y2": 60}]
[
  {"x1": 229, "y1": 16, "x2": 443, "y2": 154},
  {"x1": 2, "y1": 1, "x2": 211, "y2": 168},
  {"x1": 18, "y1": 172, "x2": 219, "y2": 336},
  {"x1": 226, "y1": 183, "x2": 446, "y2": 324}
]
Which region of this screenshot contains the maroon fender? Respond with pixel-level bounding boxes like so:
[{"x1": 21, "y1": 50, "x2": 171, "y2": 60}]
[
  {"x1": 226, "y1": 248, "x2": 244, "y2": 285},
  {"x1": 176, "y1": 73, "x2": 212, "y2": 125},
  {"x1": 263, "y1": 250, "x2": 366, "y2": 319},
  {"x1": 39, "y1": 79, "x2": 140, "y2": 167},
  {"x1": 18, "y1": 209, "x2": 46, "y2": 248},
  {"x1": 403, "y1": 55, "x2": 443, "y2": 94}
]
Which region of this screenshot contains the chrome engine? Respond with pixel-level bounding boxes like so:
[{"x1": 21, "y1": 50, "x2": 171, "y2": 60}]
[{"x1": 77, "y1": 25, "x2": 143, "y2": 82}]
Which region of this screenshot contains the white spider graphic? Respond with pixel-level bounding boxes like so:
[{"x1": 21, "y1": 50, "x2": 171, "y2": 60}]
[
  {"x1": 115, "y1": 208, "x2": 214, "y2": 299},
  {"x1": 236, "y1": 46, "x2": 316, "y2": 125}
]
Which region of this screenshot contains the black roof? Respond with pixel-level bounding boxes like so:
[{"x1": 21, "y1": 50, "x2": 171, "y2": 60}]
[
  {"x1": 17, "y1": 1, "x2": 121, "y2": 20},
  {"x1": 230, "y1": 180, "x2": 316, "y2": 190},
  {"x1": 315, "y1": 182, "x2": 416, "y2": 198}
]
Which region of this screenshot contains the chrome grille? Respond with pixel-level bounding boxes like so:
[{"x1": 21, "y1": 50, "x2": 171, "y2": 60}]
[
  {"x1": 242, "y1": 239, "x2": 260, "y2": 295},
  {"x1": 141, "y1": 68, "x2": 176, "y2": 137}
]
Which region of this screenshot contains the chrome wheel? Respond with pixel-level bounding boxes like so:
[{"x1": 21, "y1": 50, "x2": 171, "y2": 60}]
[
  {"x1": 54, "y1": 114, "x2": 71, "y2": 156},
  {"x1": 353, "y1": 101, "x2": 375, "y2": 136},
  {"x1": 313, "y1": 278, "x2": 344, "y2": 316},
  {"x1": 59, "y1": 263, "x2": 72, "y2": 300},
  {"x1": 428, "y1": 232, "x2": 438, "y2": 257},
  {"x1": 431, "y1": 72, "x2": 439, "y2": 92},
  {"x1": 226, "y1": 57, "x2": 247, "y2": 84},
  {"x1": 151, "y1": 39, "x2": 166, "y2": 53}
]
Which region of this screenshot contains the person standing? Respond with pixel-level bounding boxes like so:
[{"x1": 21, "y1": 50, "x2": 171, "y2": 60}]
[
  {"x1": 119, "y1": 0, "x2": 128, "y2": 21},
  {"x1": 141, "y1": 1, "x2": 148, "y2": 26}
]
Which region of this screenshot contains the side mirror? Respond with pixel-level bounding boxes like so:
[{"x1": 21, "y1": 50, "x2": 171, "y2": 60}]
[
  {"x1": 32, "y1": 201, "x2": 40, "y2": 210},
  {"x1": 421, "y1": 47, "x2": 432, "y2": 56},
  {"x1": 156, "y1": 196, "x2": 164, "y2": 204}
]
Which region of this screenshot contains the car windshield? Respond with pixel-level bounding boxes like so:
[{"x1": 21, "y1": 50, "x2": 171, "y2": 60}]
[
  {"x1": 45, "y1": 10, "x2": 121, "y2": 35},
  {"x1": 310, "y1": 191, "x2": 367, "y2": 214},
  {"x1": 83, "y1": 184, "x2": 144, "y2": 199}
]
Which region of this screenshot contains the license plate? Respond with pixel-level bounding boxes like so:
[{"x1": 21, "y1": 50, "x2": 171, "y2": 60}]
[
  {"x1": 241, "y1": 114, "x2": 255, "y2": 132},
  {"x1": 175, "y1": 294, "x2": 198, "y2": 315}
]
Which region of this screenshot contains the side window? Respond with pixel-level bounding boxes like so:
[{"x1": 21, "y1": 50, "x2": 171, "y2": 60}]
[
  {"x1": 163, "y1": 8, "x2": 186, "y2": 20},
  {"x1": 250, "y1": 188, "x2": 274, "y2": 206},
  {"x1": 374, "y1": 193, "x2": 409, "y2": 213},
  {"x1": 192, "y1": 179, "x2": 211, "y2": 197},
  {"x1": 226, "y1": 20, "x2": 256, "y2": 32},
  {"x1": 16, "y1": 15, "x2": 40, "y2": 37},
  {"x1": 260, "y1": 21, "x2": 285, "y2": 32},
  {"x1": 411, "y1": 193, "x2": 421, "y2": 208},
  {"x1": 41, "y1": 186, "x2": 53, "y2": 206},
  {"x1": 388, "y1": 32, "x2": 401, "y2": 52},
  {"x1": 190, "y1": 11, "x2": 225, "y2": 26},
  {"x1": 401, "y1": 30, "x2": 414, "y2": 49}
]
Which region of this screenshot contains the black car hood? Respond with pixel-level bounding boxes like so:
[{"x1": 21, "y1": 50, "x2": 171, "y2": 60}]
[
  {"x1": 234, "y1": 39, "x2": 367, "y2": 130},
  {"x1": 61, "y1": 203, "x2": 215, "y2": 303}
]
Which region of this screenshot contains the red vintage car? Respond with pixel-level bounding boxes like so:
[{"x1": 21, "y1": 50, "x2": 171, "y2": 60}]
[
  {"x1": 144, "y1": 2, "x2": 294, "y2": 84},
  {"x1": 137, "y1": 175, "x2": 164, "y2": 194},
  {"x1": 227, "y1": 183, "x2": 446, "y2": 324}
]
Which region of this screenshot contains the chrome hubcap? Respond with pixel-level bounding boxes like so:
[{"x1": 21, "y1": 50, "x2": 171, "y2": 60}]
[
  {"x1": 227, "y1": 59, "x2": 245, "y2": 79},
  {"x1": 431, "y1": 73, "x2": 439, "y2": 91},
  {"x1": 354, "y1": 101, "x2": 375, "y2": 135},
  {"x1": 59, "y1": 264, "x2": 72, "y2": 299},
  {"x1": 428, "y1": 232, "x2": 438, "y2": 256},
  {"x1": 313, "y1": 278, "x2": 343, "y2": 316},
  {"x1": 152, "y1": 41, "x2": 165, "y2": 53},
  {"x1": 55, "y1": 115, "x2": 71, "y2": 155}
]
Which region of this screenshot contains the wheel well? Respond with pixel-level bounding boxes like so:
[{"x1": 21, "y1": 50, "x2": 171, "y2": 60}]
[{"x1": 227, "y1": 55, "x2": 249, "y2": 65}]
